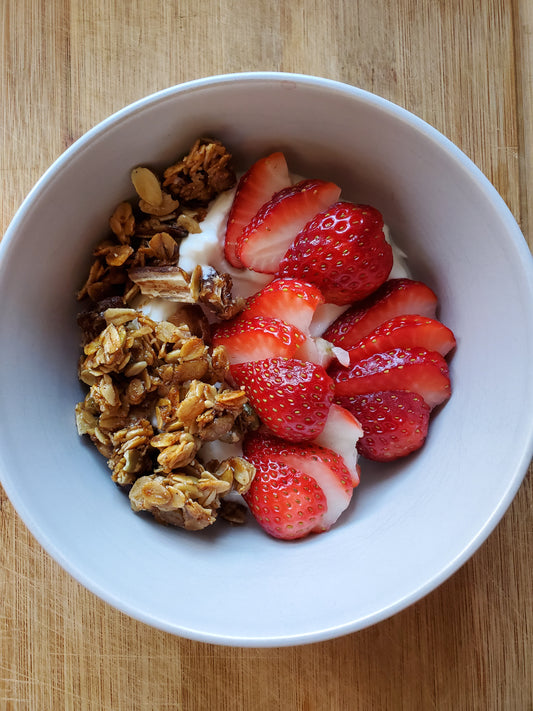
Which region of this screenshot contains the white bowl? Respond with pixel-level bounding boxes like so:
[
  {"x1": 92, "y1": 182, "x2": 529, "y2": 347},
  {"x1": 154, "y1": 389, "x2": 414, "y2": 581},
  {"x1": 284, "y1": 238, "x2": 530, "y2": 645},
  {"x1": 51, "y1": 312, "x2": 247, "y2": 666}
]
[{"x1": 1, "y1": 72, "x2": 532, "y2": 647}]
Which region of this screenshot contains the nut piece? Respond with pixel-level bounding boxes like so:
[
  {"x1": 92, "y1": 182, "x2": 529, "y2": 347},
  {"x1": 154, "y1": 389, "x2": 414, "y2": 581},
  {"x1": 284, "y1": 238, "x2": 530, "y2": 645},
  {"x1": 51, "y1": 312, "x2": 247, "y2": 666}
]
[
  {"x1": 131, "y1": 167, "x2": 164, "y2": 206},
  {"x1": 128, "y1": 266, "x2": 194, "y2": 302}
]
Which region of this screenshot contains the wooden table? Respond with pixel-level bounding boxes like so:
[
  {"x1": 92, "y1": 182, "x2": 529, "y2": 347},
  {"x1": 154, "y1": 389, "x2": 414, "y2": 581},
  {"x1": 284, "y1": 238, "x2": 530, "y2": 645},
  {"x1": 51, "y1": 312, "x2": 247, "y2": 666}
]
[{"x1": 1, "y1": 1, "x2": 532, "y2": 708}]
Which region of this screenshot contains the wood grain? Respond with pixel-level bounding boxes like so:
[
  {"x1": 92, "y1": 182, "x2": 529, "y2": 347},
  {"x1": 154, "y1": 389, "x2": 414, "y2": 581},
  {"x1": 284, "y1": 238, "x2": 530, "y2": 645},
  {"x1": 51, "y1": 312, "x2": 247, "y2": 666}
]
[{"x1": 1, "y1": 0, "x2": 532, "y2": 708}]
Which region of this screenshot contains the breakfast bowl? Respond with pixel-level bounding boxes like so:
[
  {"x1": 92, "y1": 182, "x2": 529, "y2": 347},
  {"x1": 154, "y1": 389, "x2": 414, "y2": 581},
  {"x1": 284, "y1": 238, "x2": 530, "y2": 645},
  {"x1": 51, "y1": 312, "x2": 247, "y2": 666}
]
[{"x1": 1, "y1": 72, "x2": 532, "y2": 647}]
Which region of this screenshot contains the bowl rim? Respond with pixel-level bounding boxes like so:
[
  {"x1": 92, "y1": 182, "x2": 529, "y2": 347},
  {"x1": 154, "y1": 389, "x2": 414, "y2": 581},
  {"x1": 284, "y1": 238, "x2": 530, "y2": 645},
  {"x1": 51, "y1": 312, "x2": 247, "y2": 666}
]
[{"x1": 1, "y1": 71, "x2": 533, "y2": 647}]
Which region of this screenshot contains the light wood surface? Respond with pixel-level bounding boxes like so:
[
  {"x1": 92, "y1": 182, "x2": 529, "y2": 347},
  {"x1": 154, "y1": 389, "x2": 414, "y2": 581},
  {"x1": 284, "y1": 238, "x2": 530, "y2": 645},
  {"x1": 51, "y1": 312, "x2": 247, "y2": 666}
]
[{"x1": 1, "y1": 1, "x2": 532, "y2": 709}]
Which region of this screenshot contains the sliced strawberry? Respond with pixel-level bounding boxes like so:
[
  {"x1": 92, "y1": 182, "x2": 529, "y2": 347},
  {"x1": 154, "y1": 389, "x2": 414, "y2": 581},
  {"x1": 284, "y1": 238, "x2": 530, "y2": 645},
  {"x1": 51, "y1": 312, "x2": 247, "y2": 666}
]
[
  {"x1": 242, "y1": 458, "x2": 327, "y2": 540},
  {"x1": 242, "y1": 278, "x2": 341, "y2": 367},
  {"x1": 336, "y1": 390, "x2": 430, "y2": 462},
  {"x1": 346, "y1": 314, "x2": 456, "y2": 362},
  {"x1": 237, "y1": 179, "x2": 341, "y2": 274},
  {"x1": 243, "y1": 430, "x2": 353, "y2": 537},
  {"x1": 213, "y1": 316, "x2": 305, "y2": 365},
  {"x1": 231, "y1": 357, "x2": 334, "y2": 441},
  {"x1": 330, "y1": 347, "x2": 451, "y2": 409},
  {"x1": 324, "y1": 278, "x2": 438, "y2": 347},
  {"x1": 241, "y1": 277, "x2": 324, "y2": 333},
  {"x1": 277, "y1": 202, "x2": 393, "y2": 305},
  {"x1": 224, "y1": 152, "x2": 291, "y2": 268},
  {"x1": 312, "y1": 403, "x2": 363, "y2": 485}
]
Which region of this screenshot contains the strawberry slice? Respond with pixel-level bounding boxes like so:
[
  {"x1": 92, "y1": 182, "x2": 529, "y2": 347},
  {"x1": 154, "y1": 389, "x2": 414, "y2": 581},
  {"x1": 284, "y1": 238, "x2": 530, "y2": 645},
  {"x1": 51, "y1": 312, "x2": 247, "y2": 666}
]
[
  {"x1": 231, "y1": 357, "x2": 334, "y2": 441},
  {"x1": 336, "y1": 390, "x2": 431, "y2": 462},
  {"x1": 243, "y1": 459, "x2": 327, "y2": 540},
  {"x1": 312, "y1": 403, "x2": 363, "y2": 485},
  {"x1": 346, "y1": 314, "x2": 456, "y2": 362},
  {"x1": 243, "y1": 430, "x2": 353, "y2": 538},
  {"x1": 238, "y1": 277, "x2": 336, "y2": 367},
  {"x1": 324, "y1": 278, "x2": 438, "y2": 347},
  {"x1": 330, "y1": 347, "x2": 451, "y2": 409},
  {"x1": 224, "y1": 152, "x2": 291, "y2": 268},
  {"x1": 213, "y1": 316, "x2": 305, "y2": 365},
  {"x1": 241, "y1": 277, "x2": 324, "y2": 332},
  {"x1": 237, "y1": 179, "x2": 341, "y2": 274},
  {"x1": 277, "y1": 202, "x2": 393, "y2": 305}
]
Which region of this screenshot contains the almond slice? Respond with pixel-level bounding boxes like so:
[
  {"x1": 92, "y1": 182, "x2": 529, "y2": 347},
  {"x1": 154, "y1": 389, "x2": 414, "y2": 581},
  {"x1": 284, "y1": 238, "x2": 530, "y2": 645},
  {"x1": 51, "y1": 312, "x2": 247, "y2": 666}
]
[{"x1": 131, "y1": 167, "x2": 164, "y2": 206}]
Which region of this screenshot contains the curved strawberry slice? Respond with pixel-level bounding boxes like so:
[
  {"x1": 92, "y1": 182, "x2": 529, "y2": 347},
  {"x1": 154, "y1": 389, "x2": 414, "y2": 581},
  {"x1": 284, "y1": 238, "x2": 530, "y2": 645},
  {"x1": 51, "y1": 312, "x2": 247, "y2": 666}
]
[
  {"x1": 231, "y1": 357, "x2": 334, "y2": 441},
  {"x1": 336, "y1": 390, "x2": 431, "y2": 462},
  {"x1": 323, "y1": 278, "x2": 439, "y2": 347},
  {"x1": 241, "y1": 277, "x2": 324, "y2": 332},
  {"x1": 237, "y1": 179, "x2": 341, "y2": 274},
  {"x1": 347, "y1": 314, "x2": 456, "y2": 362},
  {"x1": 330, "y1": 347, "x2": 451, "y2": 409},
  {"x1": 213, "y1": 316, "x2": 305, "y2": 365},
  {"x1": 243, "y1": 458, "x2": 327, "y2": 540},
  {"x1": 243, "y1": 430, "x2": 353, "y2": 535},
  {"x1": 224, "y1": 152, "x2": 291, "y2": 268}
]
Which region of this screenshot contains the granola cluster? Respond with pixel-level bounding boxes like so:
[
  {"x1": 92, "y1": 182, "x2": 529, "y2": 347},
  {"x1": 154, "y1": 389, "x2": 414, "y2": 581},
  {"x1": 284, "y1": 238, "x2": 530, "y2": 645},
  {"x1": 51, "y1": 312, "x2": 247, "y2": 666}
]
[
  {"x1": 76, "y1": 138, "x2": 259, "y2": 532},
  {"x1": 77, "y1": 138, "x2": 238, "y2": 313},
  {"x1": 76, "y1": 307, "x2": 257, "y2": 530}
]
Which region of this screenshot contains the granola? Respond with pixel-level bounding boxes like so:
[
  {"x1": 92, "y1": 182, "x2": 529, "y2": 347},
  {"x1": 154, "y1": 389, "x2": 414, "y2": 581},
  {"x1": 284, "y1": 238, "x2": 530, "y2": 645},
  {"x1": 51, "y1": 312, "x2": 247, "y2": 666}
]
[
  {"x1": 76, "y1": 138, "x2": 259, "y2": 533},
  {"x1": 77, "y1": 138, "x2": 237, "y2": 313},
  {"x1": 162, "y1": 138, "x2": 236, "y2": 204}
]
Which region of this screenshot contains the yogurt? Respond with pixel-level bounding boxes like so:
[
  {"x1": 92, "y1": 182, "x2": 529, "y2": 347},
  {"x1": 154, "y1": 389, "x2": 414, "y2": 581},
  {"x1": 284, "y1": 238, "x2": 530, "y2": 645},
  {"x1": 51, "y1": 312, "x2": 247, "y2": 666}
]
[{"x1": 178, "y1": 188, "x2": 272, "y2": 300}]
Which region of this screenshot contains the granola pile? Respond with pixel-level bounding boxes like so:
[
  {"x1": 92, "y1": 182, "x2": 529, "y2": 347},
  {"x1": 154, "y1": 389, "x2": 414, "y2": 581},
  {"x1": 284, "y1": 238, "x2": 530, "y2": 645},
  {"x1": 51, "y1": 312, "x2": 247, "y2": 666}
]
[{"x1": 75, "y1": 139, "x2": 258, "y2": 532}]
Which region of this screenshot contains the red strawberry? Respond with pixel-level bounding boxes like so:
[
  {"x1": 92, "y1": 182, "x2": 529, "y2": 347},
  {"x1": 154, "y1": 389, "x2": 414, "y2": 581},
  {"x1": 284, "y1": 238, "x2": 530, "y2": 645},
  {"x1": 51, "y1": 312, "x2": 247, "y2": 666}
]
[
  {"x1": 239, "y1": 277, "x2": 335, "y2": 367},
  {"x1": 231, "y1": 357, "x2": 334, "y2": 441},
  {"x1": 330, "y1": 347, "x2": 451, "y2": 409},
  {"x1": 237, "y1": 179, "x2": 341, "y2": 274},
  {"x1": 323, "y1": 278, "x2": 438, "y2": 347},
  {"x1": 346, "y1": 314, "x2": 456, "y2": 362},
  {"x1": 224, "y1": 152, "x2": 291, "y2": 268},
  {"x1": 336, "y1": 390, "x2": 430, "y2": 462},
  {"x1": 241, "y1": 277, "x2": 324, "y2": 333},
  {"x1": 312, "y1": 403, "x2": 363, "y2": 485},
  {"x1": 213, "y1": 316, "x2": 305, "y2": 365},
  {"x1": 243, "y1": 430, "x2": 353, "y2": 538},
  {"x1": 243, "y1": 459, "x2": 327, "y2": 540},
  {"x1": 277, "y1": 202, "x2": 393, "y2": 305}
]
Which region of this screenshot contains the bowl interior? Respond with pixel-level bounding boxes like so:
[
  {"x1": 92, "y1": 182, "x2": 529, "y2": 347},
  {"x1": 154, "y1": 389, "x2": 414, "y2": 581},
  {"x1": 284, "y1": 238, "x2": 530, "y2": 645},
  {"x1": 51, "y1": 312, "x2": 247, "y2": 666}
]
[{"x1": 1, "y1": 74, "x2": 532, "y2": 646}]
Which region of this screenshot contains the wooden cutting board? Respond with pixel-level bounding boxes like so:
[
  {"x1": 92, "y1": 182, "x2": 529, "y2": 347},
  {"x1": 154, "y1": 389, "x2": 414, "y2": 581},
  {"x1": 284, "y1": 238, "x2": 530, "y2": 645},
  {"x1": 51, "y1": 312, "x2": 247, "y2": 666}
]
[{"x1": 1, "y1": 0, "x2": 532, "y2": 708}]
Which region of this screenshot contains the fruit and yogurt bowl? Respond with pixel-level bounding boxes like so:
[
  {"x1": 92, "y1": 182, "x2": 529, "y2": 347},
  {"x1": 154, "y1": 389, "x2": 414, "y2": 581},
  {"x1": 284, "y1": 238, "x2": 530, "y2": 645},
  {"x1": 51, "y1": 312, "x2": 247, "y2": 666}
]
[
  {"x1": 75, "y1": 140, "x2": 456, "y2": 541},
  {"x1": 2, "y1": 74, "x2": 531, "y2": 645}
]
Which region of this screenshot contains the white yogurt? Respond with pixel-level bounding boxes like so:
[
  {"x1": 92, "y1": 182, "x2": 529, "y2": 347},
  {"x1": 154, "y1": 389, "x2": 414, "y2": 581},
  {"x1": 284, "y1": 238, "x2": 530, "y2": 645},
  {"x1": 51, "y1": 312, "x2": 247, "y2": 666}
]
[
  {"x1": 384, "y1": 224, "x2": 411, "y2": 280},
  {"x1": 178, "y1": 188, "x2": 273, "y2": 300}
]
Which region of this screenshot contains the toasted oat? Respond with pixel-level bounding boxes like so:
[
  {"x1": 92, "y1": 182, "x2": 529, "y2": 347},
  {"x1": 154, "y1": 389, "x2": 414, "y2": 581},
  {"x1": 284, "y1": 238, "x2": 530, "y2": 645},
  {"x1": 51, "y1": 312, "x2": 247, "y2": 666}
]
[
  {"x1": 108, "y1": 418, "x2": 154, "y2": 486},
  {"x1": 148, "y1": 232, "x2": 180, "y2": 263},
  {"x1": 109, "y1": 202, "x2": 135, "y2": 243},
  {"x1": 176, "y1": 213, "x2": 201, "y2": 234},
  {"x1": 139, "y1": 192, "x2": 180, "y2": 217}
]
